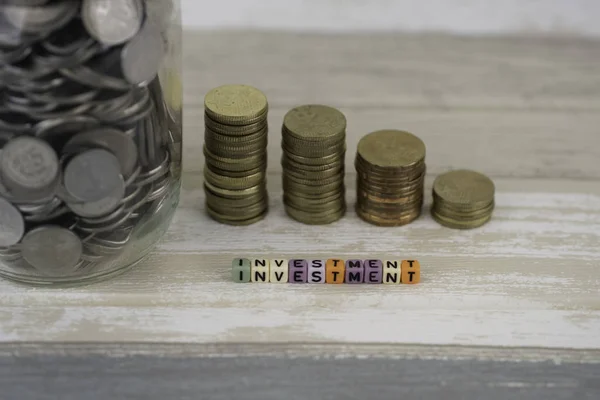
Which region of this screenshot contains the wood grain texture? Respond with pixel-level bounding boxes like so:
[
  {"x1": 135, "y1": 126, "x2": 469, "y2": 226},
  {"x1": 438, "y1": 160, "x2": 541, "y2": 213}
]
[
  {"x1": 3, "y1": 344, "x2": 600, "y2": 400},
  {"x1": 0, "y1": 32, "x2": 599, "y2": 352},
  {"x1": 182, "y1": 31, "x2": 600, "y2": 178},
  {"x1": 0, "y1": 172, "x2": 598, "y2": 348}
]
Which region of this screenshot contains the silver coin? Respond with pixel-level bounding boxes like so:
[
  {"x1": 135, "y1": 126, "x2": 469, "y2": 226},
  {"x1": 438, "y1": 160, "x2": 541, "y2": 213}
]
[
  {"x1": 63, "y1": 148, "x2": 122, "y2": 202},
  {"x1": 0, "y1": 197, "x2": 25, "y2": 247},
  {"x1": 67, "y1": 174, "x2": 125, "y2": 218},
  {"x1": 3, "y1": 1, "x2": 78, "y2": 34},
  {"x1": 63, "y1": 127, "x2": 138, "y2": 178},
  {"x1": 81, "y1": 0, "x2": 144, "y2": 46},
  {"x1": 21, "y1": 225, "x2": 82, "y2": 277},
  {"x1": 121, "y1": 19, "x2": 165, "y2": 85},
  {"x1": 0, "y1": 136, "x2": 59, "y2": 195}
]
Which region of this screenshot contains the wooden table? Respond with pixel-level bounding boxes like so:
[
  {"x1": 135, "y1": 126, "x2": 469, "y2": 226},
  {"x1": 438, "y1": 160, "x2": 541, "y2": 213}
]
[{"x1": 1, "y1": 31, "x2": 599, "y2": 399}]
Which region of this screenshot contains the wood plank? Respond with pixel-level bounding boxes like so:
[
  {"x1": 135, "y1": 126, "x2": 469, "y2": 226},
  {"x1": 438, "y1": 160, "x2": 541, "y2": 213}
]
[
  {"x1": 2, "y1": 343, "x2": 600, "y2": 400},
  {"x1": 3, "y1": 343, "x2": 599, "y2": 400},
  {"x1": 0, "y1": 173, "x2": 598, "y2": 347}
]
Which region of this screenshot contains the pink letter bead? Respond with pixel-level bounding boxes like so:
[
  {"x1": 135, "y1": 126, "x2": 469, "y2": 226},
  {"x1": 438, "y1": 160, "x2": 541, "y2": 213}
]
[
  {"x1": 308, "y1": 260, "x2": 326, "y2": 283},
  {"x1": 269, "y1": 259, "x2": 288, "y2": 283},
  {"x1": 345, "y1": 259, "x2": 364, "y2": 283},
  {"x1": 251, "y1": 259, "x2": 269, "y2": 283},
  {"x1": 382, "y1": 260, "x2": 401, "y2": 284},
  {"x1": 289, "y1": 259, "x2": 308, "y2": 283},
  {"x1": 364, "y1": 259, "x2": 383, "y2": 284}
]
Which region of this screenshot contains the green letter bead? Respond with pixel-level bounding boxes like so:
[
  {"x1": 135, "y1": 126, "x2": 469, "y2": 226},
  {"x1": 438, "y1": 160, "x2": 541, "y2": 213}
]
[{"x1": 232, "y1": 258, "x2": 251, "y2": 283}]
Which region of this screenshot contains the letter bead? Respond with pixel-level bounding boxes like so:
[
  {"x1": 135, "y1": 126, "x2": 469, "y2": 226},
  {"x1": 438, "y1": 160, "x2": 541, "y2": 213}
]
[
  {"x1": 269, "y1": 259, "x2": 288, "y2": 283},
  {"x1": 308, "y1": 260, "x2": 326, "y2": 283},
  {"x1": 364, "y1": 259, "x2": 383, "y2": 284},
  {"x1": 345, "y1": 259, "x2": 364, "y2": 284},
  {"x1": 325, "y1": 259, "x2": 345, "y2": 284},
  {"x1": 401, "y1": 260, "x2": 421, "y2": 284},
  {"x1": 251, "y1": 259, "x2": 269, "y2": 283},
  {"x1": 232, "y1": 258, "x2": 251, "y2": 283},
  {"x1": 382, "y1": 260, "x2": 401, "y2": 284},
  {"x1": 289, "y1": 259, "x2": 308, "y2": 283}
]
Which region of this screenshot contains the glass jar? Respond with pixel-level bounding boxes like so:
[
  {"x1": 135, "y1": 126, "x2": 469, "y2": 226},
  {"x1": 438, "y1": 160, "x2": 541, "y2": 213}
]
[{"x1": 0, "y1": 0, "x2": 182, "y2": 286}]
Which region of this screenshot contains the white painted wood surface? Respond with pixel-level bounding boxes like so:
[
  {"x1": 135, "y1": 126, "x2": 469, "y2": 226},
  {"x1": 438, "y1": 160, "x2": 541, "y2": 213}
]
[
  {"x1": 181, "y1": 0, "x2": 600, "y2": 38},
  {"x1": 0, "y1": 32, "x2": 599, "y2": 351}
]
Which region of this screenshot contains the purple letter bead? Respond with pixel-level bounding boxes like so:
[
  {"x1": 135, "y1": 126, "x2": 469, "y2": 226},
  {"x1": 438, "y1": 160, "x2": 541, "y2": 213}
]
[
  {"x1": 364, "y1": 259, "x2": 383, "y2": 283},
  {"x1": 345, "y1": 259, "x2": 364, "y2": 284},
  {"x1": 289, "y1": 259, "x2": 308, "y2": 283}
]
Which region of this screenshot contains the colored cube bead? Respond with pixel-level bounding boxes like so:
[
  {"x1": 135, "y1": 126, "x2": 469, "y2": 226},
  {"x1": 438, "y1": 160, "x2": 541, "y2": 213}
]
[
  {"x1": 232, "y1": 258, "x2": 251, "y2": 283},
  {"x1": 325, "y1": 259, "x2": 345, "y2": 283},
  {"x1": 382, "y1": 260, "x2": 401, "y2": 284},
  {"x1": 251, "y1": 259, "x2": 269, "y2": 283},
  {"x1": 308, "y1": 260, "x2": 326, "y2": 283},
  {"x1": 401, "y1": 260, "x2": 421, "y2": 284},
  {"x1": 269, "y1": 259, "x2": 288, "y2": 283},
  {"x1": 364, "y1": 259, "x2": 383, "y2": 284},
  {"x1": 345, "y1": 259, "x2": 364, "y2": 284},
  {"x1": 289, "y1": 259, "x2": 308, "y2": 283}
]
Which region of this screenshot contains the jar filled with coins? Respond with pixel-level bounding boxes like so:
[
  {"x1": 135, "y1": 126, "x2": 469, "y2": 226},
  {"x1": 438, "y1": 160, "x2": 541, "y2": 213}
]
[{"x1": 0, "y1": 0, "x2": 182, "y2": 285}]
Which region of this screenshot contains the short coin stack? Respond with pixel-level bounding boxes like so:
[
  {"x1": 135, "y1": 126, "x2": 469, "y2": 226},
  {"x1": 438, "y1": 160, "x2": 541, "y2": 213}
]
[
  {"x1": 431, "y1": 170, "x2": 495, "y2": 229},
  {"x1": 355, "y1": 130, "x2": 426, "y2": 226},
  {"x1": 203, "y1": 85, "x2": 269, "y2": 225},
  {"x1": 281, "y1": 105, "x2": 347, "y2": 224}
]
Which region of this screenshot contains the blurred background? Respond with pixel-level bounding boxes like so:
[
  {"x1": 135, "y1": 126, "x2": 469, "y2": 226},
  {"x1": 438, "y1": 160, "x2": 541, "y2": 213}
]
[
  {"x1": 181, "y1": 0, "x2": 600, "y2": 37},
  {"x1": 179, "y1": 0, "x2": 599, "y2": 180}
]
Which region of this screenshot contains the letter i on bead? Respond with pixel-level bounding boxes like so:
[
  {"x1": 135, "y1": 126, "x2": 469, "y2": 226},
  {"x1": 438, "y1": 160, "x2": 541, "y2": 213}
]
[
  {"x1": 251, "y1": 259, "x2": 269, "y2": 283},
  {"x1": 269, "y1": 259, "x2": 288, "y2": 283},
  {"x1": 232, "y1": 258, "x2": 251, "y2": 283}
]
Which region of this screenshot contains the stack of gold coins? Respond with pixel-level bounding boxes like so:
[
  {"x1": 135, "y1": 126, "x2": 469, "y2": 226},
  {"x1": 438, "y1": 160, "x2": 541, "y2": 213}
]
[
  {"x1": 355, "y1": 130, "x2": 426, "y2": 226},
  {"x1": 203, "y1": 84, "x2": 269, "y2": 225},
  {"x1": 281, "y1": 105, "x2": 347, "y2": 225},
  {"x1": 431, "y1": 170, "x2": 495, "y2": 229}
]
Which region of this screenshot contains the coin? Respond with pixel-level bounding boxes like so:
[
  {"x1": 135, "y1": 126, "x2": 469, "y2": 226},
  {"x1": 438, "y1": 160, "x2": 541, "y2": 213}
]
[
  {"x1": 203, "y1": 85, "x2": 269, "y2": 224},
  {"x1": 204, "y1": 85, "x2": 268, "y2": 126},
  {"x1": 281, "y1": 104, "x2": 347, "y2": 225},
  {"x1": 431, "y1": 169, "x2": 496, "y2": 229},
  {"x1": 81, "y1": 0, "x2": 144, "y2": 46},
  {"x1": 121, "y1": 19, "x2": 165, "y2": 85},
  {"x1": 283, "y1": 105, "x2": 346, "y2": 142},
  {"x1": 3, "y1": 1, "x2": 78, "y2": 34},
  {"x1": 0, "y1": 197, "x2": 25, "y2": 247},
  {"x1": 433, "y1": 169, "x2": 495, "y2": 207},
  {"x1": 357, "y1": 130, "x2": 425, "y2": 169},
  {"x1": 355, "y1": 129, "x2": 426, "y2": 226},
  {"x1": 21, "y1": 225, "x2": 83, "y2": 277},
  {"x1": 66, "y1": 175, "x2": 126, "y2": 218},
  {"x1": 0, "y1": 136, "x2": 59, "y2": 197},
  {"x1": 63, "y1": 148, "x2": 122, "y2": 202},
  {"x1": 63, "y1": 127, "x2": 139, "y2": 178}
]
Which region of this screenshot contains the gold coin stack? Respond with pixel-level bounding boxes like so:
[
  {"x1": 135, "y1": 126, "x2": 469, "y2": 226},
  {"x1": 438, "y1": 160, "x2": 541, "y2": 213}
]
[
  {"x1": 431, "y1": 170, "x2": 495, "y2": 229},
  {"x1": 203, "y1": 84, "x2": 269, "y2": 225},
  {"x1": 281, "y1": 105, "x2": 347, "y2": 225},
  {"x1": 355, "y1": 130, "x2": 426, "y2": 226}
]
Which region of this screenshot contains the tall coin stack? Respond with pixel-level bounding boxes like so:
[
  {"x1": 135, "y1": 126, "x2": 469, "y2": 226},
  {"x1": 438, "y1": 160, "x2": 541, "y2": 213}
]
[
  {"x1": 355, "y1": 130, "x2": 426, "y2": 226},
  {"x1": 281, "y1": 105, "x2": 347, "y2": 225},
  {"x1": 431, "y1": 170, "x2": 495, "y2": 229},
  {"x1": 203, "y1": 85, "x2": 269, "y2": 225}
]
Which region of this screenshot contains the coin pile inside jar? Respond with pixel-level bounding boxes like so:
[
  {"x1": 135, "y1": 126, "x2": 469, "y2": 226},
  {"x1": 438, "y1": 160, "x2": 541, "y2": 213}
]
[
  {"x1": 281, "y1": 105, "x2": 347, "y2": 225},
  {"x1": 355, "y1": 130, "x2": 426, "y2": 226},
  {"x1": 0, "y1": 0, "x2": 178, "y2": 279},
  {"x1": 203, "y1": 84, "x2": 269, "y2": 225},
  {"x1": 431, "y1": 170, "x2": 495, "y2": 229}
]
